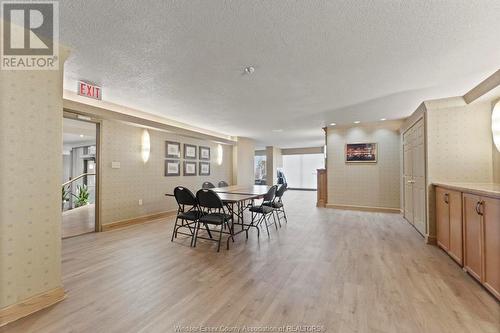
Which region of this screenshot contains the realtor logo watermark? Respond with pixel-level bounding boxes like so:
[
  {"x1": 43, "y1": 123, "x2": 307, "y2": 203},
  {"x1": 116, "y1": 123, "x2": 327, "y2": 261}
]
[{"x1": 1, "y1": 1, "x2": 59, "y2": 70}]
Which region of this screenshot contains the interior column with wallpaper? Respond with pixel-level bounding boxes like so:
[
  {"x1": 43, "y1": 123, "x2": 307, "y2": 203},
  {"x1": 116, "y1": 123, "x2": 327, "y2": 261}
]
[{"x1": 0, "y1": 49, "x2": 70, "y2": 325}]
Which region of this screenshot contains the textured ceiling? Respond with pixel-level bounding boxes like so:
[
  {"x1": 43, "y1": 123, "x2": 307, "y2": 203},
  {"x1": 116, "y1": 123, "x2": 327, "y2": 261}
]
[{"x1": 61, "y1": 0, "x2": 500, "y2": 148}]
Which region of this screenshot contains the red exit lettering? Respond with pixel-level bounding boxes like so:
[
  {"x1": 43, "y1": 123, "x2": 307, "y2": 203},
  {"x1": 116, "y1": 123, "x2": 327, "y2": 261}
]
[{"x1": 78, "y1": 81, "x2": 102, "y2": 100}]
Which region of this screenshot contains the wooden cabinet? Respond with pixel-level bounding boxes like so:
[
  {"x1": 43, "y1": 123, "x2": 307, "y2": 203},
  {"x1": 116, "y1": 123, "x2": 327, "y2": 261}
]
[
  {"x1": 463, "y1": 193, "x2": 500, "y2": 300},
  {"x1": 482, "y1": 197, "x2": 500, "y2": 299},
  {"x1": 316, "y1": 169, "x2": 327, "y2": 207},
  {"x1": 435, "y1": 185, "x2": 499, "y2": 301},
  {"x1": 435, "y1": 187, "x2": 462, "y2": 264},
  {"x1": 463, "y1": 193, "x2": 482, "y2": 280}
]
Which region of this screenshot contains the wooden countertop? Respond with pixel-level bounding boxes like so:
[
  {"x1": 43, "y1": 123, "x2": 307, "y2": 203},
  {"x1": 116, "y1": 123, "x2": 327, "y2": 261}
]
[{"x1": 433, "y1": 182, "x2": 500, "y2": 199}]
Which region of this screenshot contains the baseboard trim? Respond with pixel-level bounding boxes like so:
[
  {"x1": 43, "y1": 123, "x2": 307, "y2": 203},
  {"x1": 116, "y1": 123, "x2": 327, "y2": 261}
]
[
  {"x1": 325, "y1": 204, "x2": 401, "y2": 213},
  {"x1": 426, "y1": 234, "x2": 437, "y2": 245},
  {"x1": 102, "y1": 210, "x2": 177, "y2": 232},
  {"x1": 0, "y1": 287, "x2": 65, "y2": 327}
]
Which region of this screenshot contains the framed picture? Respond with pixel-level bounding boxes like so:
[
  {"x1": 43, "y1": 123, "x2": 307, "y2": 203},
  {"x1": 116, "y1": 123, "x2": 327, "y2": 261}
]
[
  {"x1": 345, "y1": 143, "x2": 377, "y2": 163},
  {"x1": 199, "y1": 146, "x2": 210, "y2": 160},
  {"x1": 165, "y1": 160, "x2": 180, "y2": 176},
  {"x1": 183, "y1": 144, "x2": 197, "y2": 159},
  {"x1": 165, "y1": 141, "x2": 181, "y2": 158},
  {"x1": 199, "y1": 162, "x2": 210, "y2": 176},
  {"x1": 183, "y1": 161, "x2": 197, "y2": 176}
]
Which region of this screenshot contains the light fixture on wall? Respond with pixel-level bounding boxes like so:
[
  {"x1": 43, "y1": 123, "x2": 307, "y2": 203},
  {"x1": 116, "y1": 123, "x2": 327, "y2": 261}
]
[
  {"x1": 493, "y1": 101, "x2": 500, "y2": 152},
  {"x1": 216, "y1": 144, "x2": 223, "y2": 166},
  {"x1": 141, "y1": 129, "x2": 151, "y2": 163}
]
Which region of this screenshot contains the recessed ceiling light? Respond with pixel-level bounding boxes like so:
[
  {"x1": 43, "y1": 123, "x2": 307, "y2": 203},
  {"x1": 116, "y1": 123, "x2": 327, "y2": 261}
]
[
  {"x1": 79, "y1": 134, "x2": 84, "y2": 138},
  {"x1": 272, "y1": 129, "x2": 283, "y2": 132},
  {"x1": 353, "y1": 121, "x2": 360, "y2": 124},
  {"x1": 330, "y1": 123, "x2": 336, "y2": 126},
  {"x1": 380, "y1": 118, "x2": 386, "y2": 121}
]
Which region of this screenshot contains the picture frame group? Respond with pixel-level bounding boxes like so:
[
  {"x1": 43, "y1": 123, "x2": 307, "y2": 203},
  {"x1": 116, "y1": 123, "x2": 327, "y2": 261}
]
[{"x1": 164, "y1": 141, "x2": 211, "y2": 176}]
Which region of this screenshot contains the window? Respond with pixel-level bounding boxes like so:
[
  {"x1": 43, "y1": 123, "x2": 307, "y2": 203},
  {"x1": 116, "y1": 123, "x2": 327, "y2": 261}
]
[{"x1": 282, "y1": 154, "x2": 324, "y2": 189}]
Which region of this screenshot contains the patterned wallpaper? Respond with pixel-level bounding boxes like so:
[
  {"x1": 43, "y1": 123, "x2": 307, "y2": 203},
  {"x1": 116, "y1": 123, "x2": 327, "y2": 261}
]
[
  {"x1": 100, "y1": 120, "x2": 233, "y2": 225},
  {"x1": 426, "y1": 100, "x2": 494, "y2": 237},
  {"x1": 0, "y1": 67, "x2": 65, "y2": 308},
  {"x1": 327, "y1": 121, "x2": 402, "y2": 209}
]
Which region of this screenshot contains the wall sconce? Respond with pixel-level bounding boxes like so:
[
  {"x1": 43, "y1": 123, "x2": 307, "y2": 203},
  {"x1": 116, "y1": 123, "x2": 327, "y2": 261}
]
[
  {"x1": 493, "y1": 101, "x2": 500, "y2": 152},
  {"x1": 216, "y1": 144, "x2": 223, "y2": 166},
  {"x1": 141, "y1": 129, "x2": 151, "y2": 163}
]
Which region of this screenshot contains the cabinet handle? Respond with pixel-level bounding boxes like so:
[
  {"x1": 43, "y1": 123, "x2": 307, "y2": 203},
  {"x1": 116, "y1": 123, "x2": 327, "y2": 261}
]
[
  {"x1": 478, "y1": 201, "x2": 484, "y2": 216},
  {"x1": 475, "y1": 201, "x2": 483, "y2": 216},
  {"x1": 444, "y1": 193, "x2": 449, "y2": 204}
]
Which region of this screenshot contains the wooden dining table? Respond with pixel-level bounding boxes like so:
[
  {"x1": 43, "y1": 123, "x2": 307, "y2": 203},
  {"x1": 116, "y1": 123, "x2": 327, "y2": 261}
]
[{"x1": 165, "y1": 185, "x2": 272, "y2": 245}]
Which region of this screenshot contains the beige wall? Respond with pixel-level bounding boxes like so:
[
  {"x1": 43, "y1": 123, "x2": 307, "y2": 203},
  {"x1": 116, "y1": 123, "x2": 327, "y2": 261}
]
[
  {"x1": 327, "y1": 121, "x2": 402, "y2": 209},
  {"x1": 232, "y1": 137, "x2": 255, "y2": 186},
  {"x1": 100, "y1": 120, "x2": 233, "y2": 225},
  {"x1": 424, "y1": 99, "x2": 494, "y2": 238},
  {"x1": 0, "y1": 51, "x2": 68, "y2": 308}
]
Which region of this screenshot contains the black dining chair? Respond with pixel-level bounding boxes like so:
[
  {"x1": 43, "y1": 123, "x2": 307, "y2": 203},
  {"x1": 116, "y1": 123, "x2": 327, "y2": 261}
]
[
  {"x1": 264, "y1": 183, "x2": 288, "y2": 226},
  {"x1": 249, "y1": 185, "x2": 278, "y2": 237},
  {"x1": 218, "y1": 181, "x2": 229, "y2": 187},
  {"x1": 202, "y1": 181, "x2": 215, "y2": 189},
  {"x1": 194, "y1": 189, "x2": 234, "y2": 252},
  {"x1": 171, "y1": 186, "x2": 207, "y2": 244}
]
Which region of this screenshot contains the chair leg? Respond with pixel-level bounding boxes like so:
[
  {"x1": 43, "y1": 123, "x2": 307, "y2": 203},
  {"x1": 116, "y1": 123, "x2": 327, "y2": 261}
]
[
  {"x1": 271, "y1": 211, "x2": 278, "y2": 230},
  {"x1": 264, "y1": 215, "x2": 270, "y2": 237},
  {"x1": 282, "y1": 206, "x2": 288, "y2": 223},
  {"x1": 192, "y1": 221, "x2": 201, "y2": 247},
  {"x1": 171, "y1": 217, "x2": 179, "y2": 241},
  {"x1": 217, "y1": 225, "x2": 223, "y2": 252},
  {"x1": 205, "y1": 224, "x2": 213, "y2": 239},
  {"x1": 275, "y1": 210, "x2": 282, "y2": 228}
]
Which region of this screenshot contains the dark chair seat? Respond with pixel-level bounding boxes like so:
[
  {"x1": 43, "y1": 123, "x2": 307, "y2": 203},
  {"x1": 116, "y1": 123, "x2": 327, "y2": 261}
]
[
  {"x1": 263, "y1": 201, "x2": 283, "y2": 208},
  {"x1": 199, "y1": 213, "x2": 232, "y2": 225},
  {"x1": 249, "y1": 205, "x2": 274, "y2": 214},
  {"x1": 177, "y1": 210, "x2": 205, "y2": 221}
]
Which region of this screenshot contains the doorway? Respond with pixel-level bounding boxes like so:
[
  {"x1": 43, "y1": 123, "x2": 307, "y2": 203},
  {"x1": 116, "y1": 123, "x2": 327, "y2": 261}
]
[{"x1": 62, "y1": 116, "x2": 100, "y2": 238}]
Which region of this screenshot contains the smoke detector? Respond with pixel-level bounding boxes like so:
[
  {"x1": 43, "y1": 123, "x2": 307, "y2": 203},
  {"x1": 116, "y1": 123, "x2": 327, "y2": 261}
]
[{"x1": 244, "y1": 66, "x2": 255, "y2": 74}]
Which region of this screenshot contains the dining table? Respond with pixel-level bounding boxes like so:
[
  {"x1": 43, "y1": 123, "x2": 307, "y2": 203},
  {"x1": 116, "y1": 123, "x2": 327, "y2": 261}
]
[{"x1": 165, "y1": 185, "x2": 272, "y2": 244}]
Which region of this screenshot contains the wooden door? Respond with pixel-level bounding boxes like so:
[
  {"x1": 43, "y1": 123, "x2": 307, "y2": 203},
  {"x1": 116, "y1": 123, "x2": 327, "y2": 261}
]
[
  {"x1": 482, "y1": 196, "x2": 500, "y2": 299},
  {"x1": 463, "y1": 193, "x2": 483, "y2": 281},
  {"x1": 435, "y1": 187, "x2": 450, "y2": 251},
  {"x1": 403, "y1": 128, "x2": 414, "y2": 224},
  {"x1": 412, "y1": 121, "x2": 426, "y2": 235},
  {"x1": 448, "y1": 190, "x2": 463, "y2": 265}
]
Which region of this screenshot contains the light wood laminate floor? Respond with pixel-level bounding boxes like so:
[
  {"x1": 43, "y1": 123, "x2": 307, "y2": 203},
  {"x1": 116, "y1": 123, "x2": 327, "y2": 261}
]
[
  {"x1": 62, "y1": 204, "x2": 95, "y2": 238},
  {"x1": 3, "y1": 191, "x2": 499, "y2": 333}
]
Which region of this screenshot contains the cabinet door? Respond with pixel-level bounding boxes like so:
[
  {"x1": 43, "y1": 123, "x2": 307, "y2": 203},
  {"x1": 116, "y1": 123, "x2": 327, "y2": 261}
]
[
  {"x1": 482, "y1": 196, "x2": 500, "y2": 300},
  {"x1": 435, "y1": 187, "x2": 450, "y2": 251},
  {"x1": 448, "y1": 190, "x2": 463, "y2": 265},
  {"x1": 463, "y1": 193, "x2": 483, "y2": 281}
]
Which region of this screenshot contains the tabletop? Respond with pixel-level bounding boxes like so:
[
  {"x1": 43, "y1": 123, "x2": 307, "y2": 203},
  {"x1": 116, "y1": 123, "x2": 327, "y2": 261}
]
[
  {"x1": 165, "y1": 191, "x2": 259, "y2": 203},
  {"x1": 212, "y1": 185, "x2": 271, "y2": 195}
]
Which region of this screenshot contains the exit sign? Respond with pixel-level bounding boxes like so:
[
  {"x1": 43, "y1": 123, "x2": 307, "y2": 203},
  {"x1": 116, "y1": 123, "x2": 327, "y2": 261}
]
[{"x1": 78, "y1": 81, "x2": 102, "y2": 100}]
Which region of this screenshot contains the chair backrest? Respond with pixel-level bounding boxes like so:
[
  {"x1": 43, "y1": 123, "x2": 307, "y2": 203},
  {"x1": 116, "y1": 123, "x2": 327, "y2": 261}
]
[
  {"x1": 218, "y1": 181, "x2": 228, "y2": 187},
  {"x1": 202, "y1": 181, "x2": 215, "y2": 189},
  {"x1": 196, "y1": 189, "x2": 224, "y2": 209},
  {"x1": 263, "y1": 185, "x2": 278, "y2": 203},
  {"x1": 276, "y1": 183, "x2": 287, "y2": 198},
  {"x1": 174, "y1": 186, "x2": 197, "y2": 206}
]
